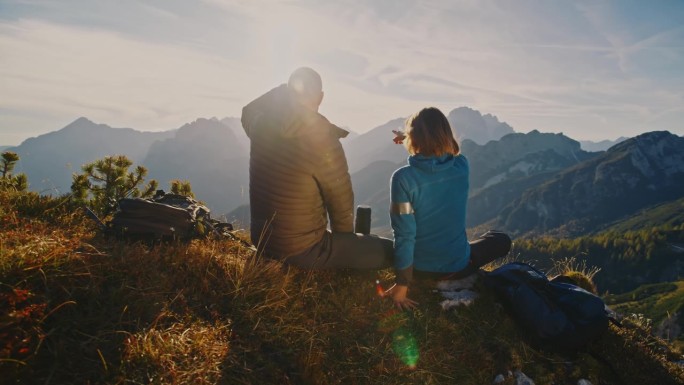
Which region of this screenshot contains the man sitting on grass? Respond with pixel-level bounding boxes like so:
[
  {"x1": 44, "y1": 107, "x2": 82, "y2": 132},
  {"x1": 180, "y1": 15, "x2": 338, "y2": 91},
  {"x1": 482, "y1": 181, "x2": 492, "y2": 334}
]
[{"x1": 241, "y1": 67, "x2": 393, "y2": 270}]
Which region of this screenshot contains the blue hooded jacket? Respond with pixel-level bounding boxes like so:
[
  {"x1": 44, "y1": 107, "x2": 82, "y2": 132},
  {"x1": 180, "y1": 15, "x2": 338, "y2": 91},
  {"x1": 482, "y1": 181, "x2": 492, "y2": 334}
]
[{"x1": 390, "y1": 153, "x2": 470, "y2": 284}]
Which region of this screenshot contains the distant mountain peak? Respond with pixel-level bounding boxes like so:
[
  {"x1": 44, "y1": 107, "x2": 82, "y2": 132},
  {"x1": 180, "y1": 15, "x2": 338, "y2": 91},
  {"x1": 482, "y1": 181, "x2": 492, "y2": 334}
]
[
  {"x1": 59, "y1": 117, "x2": 109, "y2": 135},
  {"x1": 476, "y1": 129, "x2": 582, "y2": 157},
  {"x1": 73, "y1": 116, "x2": 93, "y2": 124},
  {"x1": 381, "y1": 117, "x2": 406, "y2": 127},
  {"x1": 13, "y1": 118, "x2": 176, "y2": 194},
  {"x1": 177, "y1": 117, "x2": 232, "y2": 134},
  {"x1": 59, "y1": 117, "x2": 145, "y2": 137},
  {"x1": 447, "y1": 107, "x2": 515, "y2": 145},
  {"x1": 579, "y1": 136, "x2": 629, "y2": 152},
  {"x1": 609, "y1": 131, "x2": 676, "y2": 153},
  {"x1": 64, "y1": 116, "x2": 97, "y2": 129},
  {"x1": 451, "y1": 106, "x2": 478, "y2": 114}
]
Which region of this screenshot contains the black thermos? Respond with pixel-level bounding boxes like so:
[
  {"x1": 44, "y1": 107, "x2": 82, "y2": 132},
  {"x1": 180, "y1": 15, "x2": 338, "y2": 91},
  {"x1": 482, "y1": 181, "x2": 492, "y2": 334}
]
[{"x1": 354, "y1": 205, "x2": 371, "y2": 235}]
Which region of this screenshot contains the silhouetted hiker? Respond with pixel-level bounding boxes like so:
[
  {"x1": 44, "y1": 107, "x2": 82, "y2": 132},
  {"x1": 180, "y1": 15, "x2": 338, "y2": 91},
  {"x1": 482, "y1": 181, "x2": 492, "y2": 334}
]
[
  {"x1": 241, "y1": 67, "x2": 393, "y2": 269},
  {"x1": 383, "y1": 107, "x2": 512, "y2": 309}
]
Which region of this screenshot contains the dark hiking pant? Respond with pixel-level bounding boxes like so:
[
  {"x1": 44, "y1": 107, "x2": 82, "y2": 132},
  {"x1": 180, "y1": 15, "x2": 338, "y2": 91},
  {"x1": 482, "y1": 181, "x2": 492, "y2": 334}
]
[
  {"x1": 414, "y1": 230, "x2": 512, "y2": 280},
  {"x1": 283, "y1": 230, "x2": 394, "y2": 270}
]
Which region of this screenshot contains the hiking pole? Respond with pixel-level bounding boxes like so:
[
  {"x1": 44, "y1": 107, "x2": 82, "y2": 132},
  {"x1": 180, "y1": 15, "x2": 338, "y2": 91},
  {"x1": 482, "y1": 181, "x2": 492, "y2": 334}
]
[{"x1": 83, "y1": 206, "x2": 107, "y2": 231}]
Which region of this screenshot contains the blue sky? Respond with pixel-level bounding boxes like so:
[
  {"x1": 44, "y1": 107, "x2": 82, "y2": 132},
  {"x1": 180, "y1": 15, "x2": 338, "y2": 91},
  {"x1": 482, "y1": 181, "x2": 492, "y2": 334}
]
[{"x1": 1, "y1": 0, "x2": 683, "y2": 145}]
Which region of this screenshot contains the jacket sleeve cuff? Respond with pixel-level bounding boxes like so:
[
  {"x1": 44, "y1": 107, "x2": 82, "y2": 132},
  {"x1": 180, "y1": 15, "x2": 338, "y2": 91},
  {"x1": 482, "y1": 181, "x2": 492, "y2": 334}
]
[{"x1": 395, "y1": 265, "x2": 413, "y2": 286}]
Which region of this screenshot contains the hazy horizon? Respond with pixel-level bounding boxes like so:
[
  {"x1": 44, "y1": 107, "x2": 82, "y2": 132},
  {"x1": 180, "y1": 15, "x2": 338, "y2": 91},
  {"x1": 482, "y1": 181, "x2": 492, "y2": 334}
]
[
  {"x1": 0, "y1": 113, "x2": 637, "y2": 149},
  {"x1": 2, "y1": 0, "x2": 683, "y2": 145}
]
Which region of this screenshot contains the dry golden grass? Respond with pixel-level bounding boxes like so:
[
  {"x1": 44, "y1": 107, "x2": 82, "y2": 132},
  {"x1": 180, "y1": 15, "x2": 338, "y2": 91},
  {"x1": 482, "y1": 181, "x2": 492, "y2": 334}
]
[
  {"x1": 121, "y1": 317, "x2": 231, "y2": 384},
  {"x1": 551, "y1": 257, "x2": 601, "y2": 294},
  {"x1": 1, "y1": 189, "x2": 683, "y2": 385}
]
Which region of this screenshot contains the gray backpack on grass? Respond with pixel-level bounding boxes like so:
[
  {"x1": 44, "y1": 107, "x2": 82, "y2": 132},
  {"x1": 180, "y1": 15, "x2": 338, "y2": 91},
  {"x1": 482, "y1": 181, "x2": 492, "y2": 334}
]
[{"x1": 108, "y1": 190, "x2": 233, "y2": 241}]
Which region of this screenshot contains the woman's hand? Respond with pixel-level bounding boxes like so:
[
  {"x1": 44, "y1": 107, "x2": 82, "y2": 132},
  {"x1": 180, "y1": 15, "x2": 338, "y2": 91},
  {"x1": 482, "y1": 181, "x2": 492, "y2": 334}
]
[
  {"x1": 392, "y1": 130, "x2": 406, "y2": 144},
  {"x1": 383, "y1": 284, "x2": 419, "y2": 310}
]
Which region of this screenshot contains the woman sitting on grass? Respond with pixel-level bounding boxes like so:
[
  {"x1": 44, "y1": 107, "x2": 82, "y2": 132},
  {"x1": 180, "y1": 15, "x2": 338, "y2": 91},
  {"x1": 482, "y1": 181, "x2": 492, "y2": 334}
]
[{"x1": 384, "y1": 107, "x2": 512, "y2": 310}]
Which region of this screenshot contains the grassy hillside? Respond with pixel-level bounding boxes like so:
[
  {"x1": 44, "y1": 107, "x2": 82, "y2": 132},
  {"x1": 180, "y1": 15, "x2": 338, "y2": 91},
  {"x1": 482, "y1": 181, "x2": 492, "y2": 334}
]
[
  {"x1": 606, "y1": 281, "x2": 684, "y2": 351},
  {"x1": 512, "y1": 225, "x2": 684, "y2": 294},
  {"x1": 600, "y1": 196, "x2": 684, "y2": 234},
  {"x1": 1, "y1": 190, "x2": 683, "y2": 384}
]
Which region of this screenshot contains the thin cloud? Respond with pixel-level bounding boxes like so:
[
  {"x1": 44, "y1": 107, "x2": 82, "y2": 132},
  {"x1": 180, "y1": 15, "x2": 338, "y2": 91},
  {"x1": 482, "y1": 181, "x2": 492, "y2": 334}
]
[
  {"x1": 0, "y1": 19, "x2": 269, "y2": 131},
  {"x1": 0, "y1": 0, "x2": 683, "y2": 144}
]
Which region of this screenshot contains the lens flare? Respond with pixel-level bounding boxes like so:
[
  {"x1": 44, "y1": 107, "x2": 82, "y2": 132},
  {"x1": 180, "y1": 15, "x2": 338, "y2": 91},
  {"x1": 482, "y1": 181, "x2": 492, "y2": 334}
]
[
  {"x1": 392, "y1": 326, "x2": 419, "y2": 368},
  {"x1": 376, "y1": 279, "x2": 384, "y2": 297},
  {"x1": 375, "y1": 281, "x2": 419, "y2": 368}
]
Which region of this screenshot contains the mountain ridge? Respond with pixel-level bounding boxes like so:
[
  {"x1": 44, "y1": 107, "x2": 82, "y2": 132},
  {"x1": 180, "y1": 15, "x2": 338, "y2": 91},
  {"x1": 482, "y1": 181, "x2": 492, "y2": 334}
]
[
  {"x1": 11, "y1": 117, "x2": 175, "y2": 194},
  {"x1": 351, "y1": 130, "x2": 601, "y2": 232},
  {"x1": 497, "y1": 131, "x2": 684, "y2": 237}
]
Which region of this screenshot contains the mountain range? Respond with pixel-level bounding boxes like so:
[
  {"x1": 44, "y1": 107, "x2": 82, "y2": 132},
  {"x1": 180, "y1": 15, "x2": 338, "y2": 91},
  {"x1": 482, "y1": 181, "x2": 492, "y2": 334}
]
[
  {"x1": 351, "y1": 128, "x2": 683, "y2": 238},
  {"x1": 6, "y1": 107, "x2": 682, "y2": 238},
  {"x1": 9, "y1": 118, "x2": 175, "y2": 195},
  {"x1": 496, "y1": 131, "x2": 684, "y2": 237}
]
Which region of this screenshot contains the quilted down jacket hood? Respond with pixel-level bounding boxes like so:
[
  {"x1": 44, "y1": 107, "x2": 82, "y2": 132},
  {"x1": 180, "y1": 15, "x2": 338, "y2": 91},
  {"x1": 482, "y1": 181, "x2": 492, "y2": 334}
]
[{"x1": 242, "y1": 84, "x2": 348, "y2": 140}]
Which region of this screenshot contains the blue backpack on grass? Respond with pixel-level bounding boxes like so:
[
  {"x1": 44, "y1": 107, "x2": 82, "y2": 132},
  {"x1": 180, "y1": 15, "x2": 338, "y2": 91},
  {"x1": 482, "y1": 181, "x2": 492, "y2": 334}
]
[{"x1": 484, "y1": 262, "x2": 610, "y2": 351}]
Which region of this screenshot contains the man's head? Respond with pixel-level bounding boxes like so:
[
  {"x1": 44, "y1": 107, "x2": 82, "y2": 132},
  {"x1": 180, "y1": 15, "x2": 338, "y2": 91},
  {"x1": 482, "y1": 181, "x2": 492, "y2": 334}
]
[{"x1": 288, "y1": 67, "x2": 324, "y2": 111}]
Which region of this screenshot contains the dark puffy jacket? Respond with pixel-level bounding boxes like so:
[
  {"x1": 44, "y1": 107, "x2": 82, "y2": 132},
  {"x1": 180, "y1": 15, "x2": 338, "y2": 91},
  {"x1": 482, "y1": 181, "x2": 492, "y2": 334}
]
[{"x1": 241, "y1": 85, "x2": 354, "y2": 257}]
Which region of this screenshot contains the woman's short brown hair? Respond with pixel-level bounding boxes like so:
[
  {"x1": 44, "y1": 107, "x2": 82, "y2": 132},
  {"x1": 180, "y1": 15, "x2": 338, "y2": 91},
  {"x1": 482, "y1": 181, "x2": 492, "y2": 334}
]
[{"x1": 405, "y1": 107, "x2": 460, "y2": 156}]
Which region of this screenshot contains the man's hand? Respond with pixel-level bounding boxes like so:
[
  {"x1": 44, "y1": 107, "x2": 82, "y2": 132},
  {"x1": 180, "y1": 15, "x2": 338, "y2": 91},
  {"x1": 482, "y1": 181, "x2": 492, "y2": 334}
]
[
  {"x1": 383, "y1": 283, "x2": 419, "y2": 310},
  {"x1": 392, "y1": 130, "x2": 406, "y2": 144}
]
